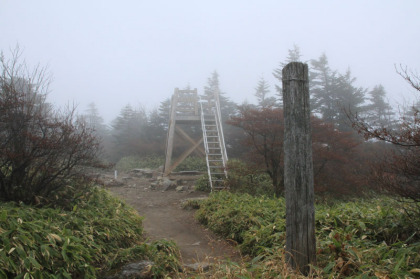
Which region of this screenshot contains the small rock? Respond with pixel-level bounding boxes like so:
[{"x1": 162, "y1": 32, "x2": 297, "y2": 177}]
[
  {"x1": 106, "y1": 260, "x2": 154, "y2": 279},
  {"x1": 162, "y1": 179, "x2": 176, "y2": 191},
  {"x1": 176, "y1": 186, "x2": 185, "y2": 192},
  {"x1": 122, "y1": 176, "x2": 130, "y2": 182},
  {"x1": 104, "y1": 179, "x2": 124, "y2": 187},
  {"x1": 183, "y1": 262, "x2": 211, "y2": 272}
]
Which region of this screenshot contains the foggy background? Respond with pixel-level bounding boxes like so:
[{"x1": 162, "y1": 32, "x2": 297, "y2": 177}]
[{"x1": 1, "y1": 0, "x2": 419, "y2": 124}]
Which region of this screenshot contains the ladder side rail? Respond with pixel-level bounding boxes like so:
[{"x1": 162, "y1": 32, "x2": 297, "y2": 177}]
[
  {"x1": 213, "y1": 89, "x2": 229, "y2": 175},
  {"x1": 212, "y1": 106, "x2": 228, "y2": 179},
  {"x1": 199, "y1": 97, "x2": 214, "y2": 191}
]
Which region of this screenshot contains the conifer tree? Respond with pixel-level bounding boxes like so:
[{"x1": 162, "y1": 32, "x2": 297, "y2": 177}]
[{"x1": 254, "y1": 77, "x2": 277, "y2": 108}]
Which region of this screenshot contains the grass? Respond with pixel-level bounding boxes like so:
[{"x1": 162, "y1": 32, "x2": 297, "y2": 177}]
[
  {"x1": 3, "y1": 179, "x2": 418, "y2": 278},
  {"x1": 194, "y1": 191, "x2": 420, "y2": 278},
  {"x1": 0, "y1": 186, "x2": 181, "y2": 278}
]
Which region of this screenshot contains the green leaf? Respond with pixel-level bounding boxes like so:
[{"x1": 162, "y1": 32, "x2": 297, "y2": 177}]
[
  {"x1": 0, "y1": 269, "x2": 8, "y2": 279},
  {"x1": 28, "y1": 256, "x2": 42, "y2": 269},
  {"x1": 323, "y1": 261, "x2": 335, "y2": 273},
  {"x1": 358, "y1": 220, "x2": 366, "y2": 231},
  {"x1": 15, "y1": 245, "x2": 27, "y2": 258},
  {"x1": 0, "y1": 210, "x2": 7, "y2": 222}
]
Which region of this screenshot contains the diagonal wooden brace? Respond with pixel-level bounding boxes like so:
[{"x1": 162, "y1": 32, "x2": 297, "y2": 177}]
[
  {"x1": 164, "y1": 137, "x2": 204, "y2": 176},
  {"x1": 175, "y1": 126, "x2": 205, "y2": 156}
]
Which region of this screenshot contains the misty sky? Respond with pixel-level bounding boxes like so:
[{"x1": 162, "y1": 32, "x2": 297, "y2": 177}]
[{"x1": 1, "y1": 1, "x2": 419, "y2": 124}]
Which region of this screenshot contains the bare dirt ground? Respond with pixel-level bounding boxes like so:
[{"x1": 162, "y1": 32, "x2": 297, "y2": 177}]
[{"x1": 105, "y1": 172, "x2": 240, "y2": 265}]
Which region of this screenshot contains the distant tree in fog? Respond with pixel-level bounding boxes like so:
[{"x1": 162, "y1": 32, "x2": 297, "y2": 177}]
[
  {"x1": 310, "y1": 53, "x2": 366, "y2": 131},
  {"x1": 83, "y1": 102, "x2": 109, "y2": 136},
  {"x1": 363, "y1": 85, "x2": 395, "y2": 128},
  {"x1": 254, "y1": 77, "x2": 277, "y2": 109},
  {"x1": 204, "y1": 71, "x2": 237, "y2": 120},
  {"x1": 109, "y1": 104, "x2": 168, "y2": 161},
  {"x1": 273, "y1": 44, "x2": 303, "y2": 104},
  {"x1": 157, "y1": 97, "x2": 170, "y2": 130}
]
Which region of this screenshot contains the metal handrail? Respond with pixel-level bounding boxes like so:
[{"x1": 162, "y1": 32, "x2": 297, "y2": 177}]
[
  {"x1": 213, "y1": 89, "x2": 228, "y2": 176},
  {"x1": 198, "y1": 97, "x2": 213, "y2": 190}
]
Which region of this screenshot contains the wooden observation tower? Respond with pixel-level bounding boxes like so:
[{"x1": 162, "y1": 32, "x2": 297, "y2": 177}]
[{"x1": 163, "y1": 88, "x2": 228, "y2": 190}]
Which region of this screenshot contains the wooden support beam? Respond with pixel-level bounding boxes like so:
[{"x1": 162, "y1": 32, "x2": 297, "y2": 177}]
[
  {"x1": 164, "y1": 138, "x2": 203, "y2": 175},
  {"x1": 164, "y1": 89, "x2": 179, "y2": 175},
  {"x1": 175, "y1": 126, "x2": 205, "y2": 156}
]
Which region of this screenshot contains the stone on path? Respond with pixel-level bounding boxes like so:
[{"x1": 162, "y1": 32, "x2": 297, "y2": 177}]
[{"x1": 106, "y1": 260, "x2": 154, "y2": 279}]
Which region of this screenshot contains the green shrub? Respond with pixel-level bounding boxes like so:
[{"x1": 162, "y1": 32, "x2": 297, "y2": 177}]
[
  {"x1": 0, "y1": 187, "x2": 181, "y2": 278},
  {"x1": 115, "y1": 155, "x2": 164, "y2": 171},
  {"x1": 196, "y1": 191, "x2": 420, "y2": 278},
  {"x1": 225, "y1": 159, "x2": 274, "y2": 196},
  {"x1": 174, "y1": 156, "x2": 207, "y2": 172},
  {"x1": 194, "y1": 174, "x2": 211, "y2": 192}
]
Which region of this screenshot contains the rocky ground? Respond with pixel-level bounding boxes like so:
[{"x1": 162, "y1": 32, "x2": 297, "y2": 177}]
[{"x1": 101, "y1": 169, "x2": 240, "y2": 277}]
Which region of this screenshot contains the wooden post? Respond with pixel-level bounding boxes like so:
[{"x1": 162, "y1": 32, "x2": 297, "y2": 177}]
[
  {"x1": 164, "y1": 89, "x2": 178, "y2": 175},
  {"x1": 282, "y1": 62, "x2": 316, "y2": 275}
]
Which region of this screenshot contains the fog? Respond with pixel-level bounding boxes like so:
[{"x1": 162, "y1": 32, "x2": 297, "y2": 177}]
[{"x1": 1, "y1": 0, "x2": 419, "y2": 123}]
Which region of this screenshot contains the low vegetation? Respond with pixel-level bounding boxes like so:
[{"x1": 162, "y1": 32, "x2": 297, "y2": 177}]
[
  {"x1": 115, "y1": 155, "x2": 206, "y2": 173},
  {"x1": 0, "y1": 186, "x2": 180, "y2": 278},
  {"x1": 194, "y1": 191, "x2": 420, "y2": 278}
]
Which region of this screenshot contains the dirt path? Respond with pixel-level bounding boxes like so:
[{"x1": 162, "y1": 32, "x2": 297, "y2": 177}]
[{"x1": 107, "y1": 174, "x2": 240, "y2": 265}]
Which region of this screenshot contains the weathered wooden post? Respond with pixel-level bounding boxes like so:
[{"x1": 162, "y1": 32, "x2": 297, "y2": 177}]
[{"x1": 282, "y1": 62, "x2": 316, "y2": 275}]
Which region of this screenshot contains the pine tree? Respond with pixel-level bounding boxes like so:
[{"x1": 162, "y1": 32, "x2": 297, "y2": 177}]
[
  {"x1": 310, "y1": 53, "x2": 340, "y2": 122},
  {"x1": 334, "y1": 69, "x2": 367, "y2": 131},
  {"x1": 364, "y1": 85, "x2": 395, "y2": 128},
  {"x1": 83, "y1": 103, "x2": 108, "y2": 136},
  {"x1": 204, "y1": 71, "x2": 237, "y2": 119},
  {"x1": 254, "y1": 77, "x2": 277, "y2": 109},
  {"x1": 273, "y1": 44, "x2": 303, "y2": 104},
  {"x1": 310, "y1": 54, "x2": 367, "y2": 131}
]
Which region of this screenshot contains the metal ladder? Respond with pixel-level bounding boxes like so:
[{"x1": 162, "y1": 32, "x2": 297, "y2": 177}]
[{"x1": 199, "y1": 91, "x2": 228, "y2": 191}]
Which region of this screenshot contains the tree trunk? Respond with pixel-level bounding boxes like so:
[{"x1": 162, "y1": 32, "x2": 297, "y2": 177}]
[{"x1": 282, "y1": 62, "x2": 316, "y2": 275}]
